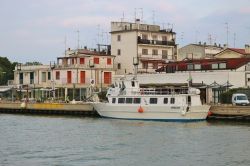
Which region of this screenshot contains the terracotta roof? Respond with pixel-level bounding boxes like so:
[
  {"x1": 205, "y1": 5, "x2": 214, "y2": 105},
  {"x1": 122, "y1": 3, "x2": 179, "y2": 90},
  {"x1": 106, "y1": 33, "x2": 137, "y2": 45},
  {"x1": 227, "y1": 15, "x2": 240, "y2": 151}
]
[
  {"x1": 156, "y1": 58, "x2": 250, "y2": 72},
  {"x1": 228, "y1": 48, "x2": 247, "y2": 55}
]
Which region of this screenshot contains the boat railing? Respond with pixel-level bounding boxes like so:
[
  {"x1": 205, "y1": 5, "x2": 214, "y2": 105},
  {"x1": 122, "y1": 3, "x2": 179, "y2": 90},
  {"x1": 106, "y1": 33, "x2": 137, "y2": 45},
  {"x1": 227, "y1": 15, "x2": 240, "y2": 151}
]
[
  {"x1": 120, "y1": 88, "x2": 188, "y2": 95},
  {"x1": 137, "y1": 88, "x2": 189, "y2": 95}
]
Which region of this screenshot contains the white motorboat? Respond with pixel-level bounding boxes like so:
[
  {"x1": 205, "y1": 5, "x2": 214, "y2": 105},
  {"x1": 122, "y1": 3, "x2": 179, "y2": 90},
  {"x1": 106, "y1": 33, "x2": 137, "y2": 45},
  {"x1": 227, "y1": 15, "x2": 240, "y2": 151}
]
[{"x1": 92, "y1": 77, "x2": 210, "y2": 121}]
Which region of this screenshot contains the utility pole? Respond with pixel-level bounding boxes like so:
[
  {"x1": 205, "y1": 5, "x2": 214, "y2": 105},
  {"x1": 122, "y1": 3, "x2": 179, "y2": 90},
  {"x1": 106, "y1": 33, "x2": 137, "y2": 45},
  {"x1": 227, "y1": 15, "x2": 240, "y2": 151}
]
[{"x1": 225, "y1": 22, "x2": 229, "y2": 47}]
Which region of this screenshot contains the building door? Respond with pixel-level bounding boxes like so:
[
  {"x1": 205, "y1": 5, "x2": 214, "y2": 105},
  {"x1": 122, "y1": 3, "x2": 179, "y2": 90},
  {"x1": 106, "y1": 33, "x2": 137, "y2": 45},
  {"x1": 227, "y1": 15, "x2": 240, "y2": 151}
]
[
  {"x1": 67, "y1": 71, "x2": 72, "y2": 84},
  {"x1": 104, "y1": 72, "x2": 112, "y2": 84},
  {"x1": 80, "y1": 71, "x2": 85, "y2": 84}
]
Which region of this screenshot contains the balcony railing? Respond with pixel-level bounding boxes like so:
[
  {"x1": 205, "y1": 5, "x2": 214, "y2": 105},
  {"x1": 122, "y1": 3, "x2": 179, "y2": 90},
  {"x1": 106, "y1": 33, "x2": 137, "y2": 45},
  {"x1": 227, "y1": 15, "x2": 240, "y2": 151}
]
[{"x1": 138, "y1": 39, "x2": 176, "y2": 46}]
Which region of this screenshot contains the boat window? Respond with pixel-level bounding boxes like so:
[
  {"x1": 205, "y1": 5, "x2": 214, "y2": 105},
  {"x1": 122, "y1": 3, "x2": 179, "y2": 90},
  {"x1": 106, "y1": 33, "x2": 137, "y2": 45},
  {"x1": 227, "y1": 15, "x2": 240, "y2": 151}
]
[
  {"x1": 118, "y1": 98, "x2": 125, "y2": 104},
  {"x1": 170, "y1": 98, "x2": 175, "y2": 104},
  {"x1": 132, "y1": 81, "x2": 135, "y2": 87},
  {"x1": 164, "y1": 98, "x2": 168, "y2": 104},
  {"x1": 126, "y1": 98, "x2": 133, "y2": 104},
  {"x1": 133, "y1": 98, "x2": 141, "y2": 104},
  {"x1": 112, "y1": 98, "x2": 116, "y2": 103},
  {"x1": 150, "y1": 98, "x2": 158, "y2": 104}
]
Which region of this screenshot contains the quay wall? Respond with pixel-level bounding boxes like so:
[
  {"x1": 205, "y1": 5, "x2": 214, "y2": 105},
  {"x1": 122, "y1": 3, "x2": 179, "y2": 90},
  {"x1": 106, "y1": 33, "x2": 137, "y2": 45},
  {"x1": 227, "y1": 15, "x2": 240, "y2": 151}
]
[{"x1": 0, "y1": 102, "x2": 98, "y2": 116}]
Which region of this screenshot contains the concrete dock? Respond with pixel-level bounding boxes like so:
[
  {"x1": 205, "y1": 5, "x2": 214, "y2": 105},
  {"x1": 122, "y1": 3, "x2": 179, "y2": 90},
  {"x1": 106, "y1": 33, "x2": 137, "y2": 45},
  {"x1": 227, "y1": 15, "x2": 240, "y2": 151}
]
[
  {"x1": 0, "y1": 102, "x2": 98, "y2": 116},
  {"x1": 208, "y1": 104, "x2": 250, "y2": 120}
]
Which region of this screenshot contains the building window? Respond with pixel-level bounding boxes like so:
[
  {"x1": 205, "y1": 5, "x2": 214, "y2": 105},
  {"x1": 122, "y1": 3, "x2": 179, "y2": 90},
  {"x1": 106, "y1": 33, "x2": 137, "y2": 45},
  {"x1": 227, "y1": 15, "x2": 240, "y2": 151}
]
[
  {"x1": 152, "y1": 49, "x2": 158, "y2": 55},
  {"x1": 170, "y1": 98, "x2": 175, "y2": 104},
  {"x1": 117, "y1": 35, "x2": 121, "y2": 41},
  {"x1": 142, "y1": 34, "x2": 148, "y2": 40},
  {"x1": 150, "y1": 98, "x2": 158, "y2": 104},
  {"x1": 94, "y1": 57, "x2": 99, "y2": 64},
  {"x1": 164, "y1": 98, "x2": 168, "y2": 104},
  {"x1": 187, "y1": 64, "x2": 194, "y2": 70},
  {"x1": 152, "y1": 35, "x2": 157, "y2": 40},
  {"x1": 56, "y1": 71, "x2": 60, "y2": 80},
  {"x1": 118, "y1": 63, "x2": 121, "y2": 69},
  {"x1": 153, "y1": 63, "x2": 158, "y2": 69},
  {"x1": 117, "y1": 49, "x2": 121, "y2": 55},
  {"x1": 112, "y1": 98, "x2": 116, "y2": 103},
  {"x1": 71, "y1": 58, "x2": 75, "y2": 64},
  {"x1": 48, "y1": 72, "x2": 51, "y2": 80},
  {"x1": 212, "y1": 63, "x2": 219, "y2": 69},
  {"x1": 107, "y1": 58, "x2": 112, "y2": 65},
  {"x1": 80, "y1": 58, "x2": 85, "y2": 64},
  {"x1": 248, "y1": 78, "x2": 250, "y2": 82},
  {"x1": 80, "y1": 71, "x2": 85, "y2": 84},
  {"x1": 194, "y1": 64, "x2": 201, "y2": 70},
  {"x1": 104, "y1": 72, "x2": 112, "y2": 84},
  {"x1": 219, "y1": 63, "x2": 226, "y2": 69},
  {"x1": 42, "y1": 72, "x2": 46, "y2": 82},
  {"x1": 162, "y1": 50, "x2": 168, "y2": 56},
  {"x1": 162, "y1": 36, "x2": 167, "y2": 41},
  {"x1": 142, "y1": 62, "x2": 148, "y2": 69},
  {"x1": 142, "y1": 49, "x2": 148, "y2": 55}
]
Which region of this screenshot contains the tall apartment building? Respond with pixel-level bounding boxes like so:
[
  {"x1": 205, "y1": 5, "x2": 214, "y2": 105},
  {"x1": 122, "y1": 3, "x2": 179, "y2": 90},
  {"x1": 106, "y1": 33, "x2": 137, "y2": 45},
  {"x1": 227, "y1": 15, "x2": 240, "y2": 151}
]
[{"x1": 111, "y1": 20, "x2": 177, "y2": 74}]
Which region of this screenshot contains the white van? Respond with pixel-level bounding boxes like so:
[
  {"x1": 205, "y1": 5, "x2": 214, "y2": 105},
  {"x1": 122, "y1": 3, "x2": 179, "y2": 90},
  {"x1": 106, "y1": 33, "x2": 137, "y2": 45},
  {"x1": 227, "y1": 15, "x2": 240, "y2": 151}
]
[{"x1": 232, "y1": 93, "x2": 249, "y2": 106}]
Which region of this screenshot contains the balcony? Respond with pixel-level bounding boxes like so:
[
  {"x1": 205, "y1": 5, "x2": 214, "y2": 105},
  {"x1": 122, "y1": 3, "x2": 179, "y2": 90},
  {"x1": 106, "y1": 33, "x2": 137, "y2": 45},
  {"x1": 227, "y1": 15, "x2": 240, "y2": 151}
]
[{"x1": 138, "y1": 38, "x2": 176, "y2": 46}]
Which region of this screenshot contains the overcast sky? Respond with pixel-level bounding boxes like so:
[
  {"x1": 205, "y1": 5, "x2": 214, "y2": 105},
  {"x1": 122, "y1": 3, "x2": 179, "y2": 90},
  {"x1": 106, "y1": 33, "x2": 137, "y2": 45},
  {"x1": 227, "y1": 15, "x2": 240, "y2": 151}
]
[{"x1": 1, "y1": 0, "x2": 250, "y2": 64}]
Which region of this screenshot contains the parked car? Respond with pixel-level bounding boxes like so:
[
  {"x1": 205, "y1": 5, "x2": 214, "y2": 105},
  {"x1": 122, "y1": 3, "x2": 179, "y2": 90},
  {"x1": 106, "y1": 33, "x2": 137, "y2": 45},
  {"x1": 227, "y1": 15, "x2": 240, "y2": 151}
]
[{"x1": 232, "y1": 93, "x2": 249, "y2": 106}]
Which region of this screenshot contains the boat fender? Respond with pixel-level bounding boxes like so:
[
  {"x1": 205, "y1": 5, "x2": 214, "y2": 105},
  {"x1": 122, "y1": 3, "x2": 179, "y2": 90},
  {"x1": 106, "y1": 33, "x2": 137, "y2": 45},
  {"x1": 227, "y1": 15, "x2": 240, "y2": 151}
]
[
  {"x1": 138, "y1": 106, "x2": 144, "y2": 113},
  {"x1": 207, "y1": 111, "x2": 212, "y2": 116},
  {"x1": 181, "y1": 109, "x2": 186, "y2": 116}
]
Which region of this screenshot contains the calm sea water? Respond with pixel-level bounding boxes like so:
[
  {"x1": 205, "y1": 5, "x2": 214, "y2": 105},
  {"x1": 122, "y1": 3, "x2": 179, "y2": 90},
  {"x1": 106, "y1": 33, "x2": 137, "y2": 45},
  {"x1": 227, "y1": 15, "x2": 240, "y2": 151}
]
[{"x1": 0, "y1": 114, "x2": 250, "y2": 166}]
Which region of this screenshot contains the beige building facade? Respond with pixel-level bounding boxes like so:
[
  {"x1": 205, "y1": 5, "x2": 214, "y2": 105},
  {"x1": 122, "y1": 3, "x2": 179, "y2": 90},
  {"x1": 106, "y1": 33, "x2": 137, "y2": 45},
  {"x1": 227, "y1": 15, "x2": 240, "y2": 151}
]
[{"x1": 111, "y1": 20, "x2": 177, "y2": 74}]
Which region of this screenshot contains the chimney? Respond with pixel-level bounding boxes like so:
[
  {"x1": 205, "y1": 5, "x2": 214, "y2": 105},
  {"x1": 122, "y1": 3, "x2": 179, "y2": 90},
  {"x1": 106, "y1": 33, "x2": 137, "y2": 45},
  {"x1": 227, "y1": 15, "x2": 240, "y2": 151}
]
[
  {"x1": 84, "y1": 46, "x2": 87, "y2": 49},
  {"x1": 245, "y1": 44, "x2": 250, "y2": 54},
  {"x1": 223, "y1": 44, "x2": 228, "y2": 49}
]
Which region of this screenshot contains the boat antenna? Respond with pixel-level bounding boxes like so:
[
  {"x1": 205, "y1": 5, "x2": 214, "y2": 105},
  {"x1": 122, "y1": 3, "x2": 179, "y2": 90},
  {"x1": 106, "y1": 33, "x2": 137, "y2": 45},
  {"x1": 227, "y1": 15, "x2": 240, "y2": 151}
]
[{"x1": 133, "y1": 57, "x2": 139, "y2": 80}]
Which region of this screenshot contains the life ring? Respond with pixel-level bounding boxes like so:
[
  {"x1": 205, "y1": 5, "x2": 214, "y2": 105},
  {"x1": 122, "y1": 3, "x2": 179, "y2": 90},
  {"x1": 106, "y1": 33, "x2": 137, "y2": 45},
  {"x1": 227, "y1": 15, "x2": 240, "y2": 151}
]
[{"x1": 138, "y1": 106, "x2": 144, "y2": 113}]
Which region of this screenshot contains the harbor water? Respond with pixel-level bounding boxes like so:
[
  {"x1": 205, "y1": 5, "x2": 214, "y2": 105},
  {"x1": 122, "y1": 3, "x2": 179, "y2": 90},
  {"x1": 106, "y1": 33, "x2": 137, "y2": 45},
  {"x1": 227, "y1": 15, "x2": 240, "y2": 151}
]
[{"x1": 0, "y1": 114, "x2": 250, "y2": 166}]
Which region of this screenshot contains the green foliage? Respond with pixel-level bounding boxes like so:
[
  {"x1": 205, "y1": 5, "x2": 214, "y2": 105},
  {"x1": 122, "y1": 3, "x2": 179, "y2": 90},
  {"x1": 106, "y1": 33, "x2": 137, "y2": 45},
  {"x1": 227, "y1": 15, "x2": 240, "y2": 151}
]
[
  {"x1": 98, "y1": 90, "x2": 108, "y2": 101},
  {"x1": 0, "y1": 57, "x2": 16, "y2": 85},
  {"x1": 220, "y1": 88, "x2": 250, "y2": 103},
  {"x1": 25, "y1": 61, "x2": 43, "y2": 65}
]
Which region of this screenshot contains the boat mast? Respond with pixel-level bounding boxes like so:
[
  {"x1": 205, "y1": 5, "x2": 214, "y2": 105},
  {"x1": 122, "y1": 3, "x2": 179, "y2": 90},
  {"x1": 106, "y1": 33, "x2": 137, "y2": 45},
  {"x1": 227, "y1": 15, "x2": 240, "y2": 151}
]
[{"x1": 133, "y1": 57, "x2": 139, "y2": 79}]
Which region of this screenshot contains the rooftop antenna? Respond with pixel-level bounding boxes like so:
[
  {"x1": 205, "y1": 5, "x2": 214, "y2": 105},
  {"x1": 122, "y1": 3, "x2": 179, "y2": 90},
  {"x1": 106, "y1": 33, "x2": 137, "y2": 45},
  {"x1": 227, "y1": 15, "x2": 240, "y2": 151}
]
[
  {"x1": 97, "y1": 24, "x2": 101, "y2": 45},
  {"x1": 139, "y1": 8, "x2": 143, "y2": 23},
  {"x1": 208, "y1": 33, "x2": 212, "y2": 45},
  {"x1": 134, "y1": 8, "x2": 137, "y2": 22},
  {"x1": 76, "y1": 30, "x2": 80, "y2": 50},
  {"x1": 225, "y1": 22, "x2": 229, "y2": 47},
  {"x1": 152, "y1": 10, "x2": 155, "y2": 25},
  {"x1": 121, "y1": 11, "x2": 125, "y2": 22},
  {"x1": 195, "y1": 30, "x2": 199, "y2": 44},
  {"x1": 233, "y1": 33, "x2": 236, "y2": 48},
  {"x1": 64, "y1": 35, "x2": 67, "y2": 56}
]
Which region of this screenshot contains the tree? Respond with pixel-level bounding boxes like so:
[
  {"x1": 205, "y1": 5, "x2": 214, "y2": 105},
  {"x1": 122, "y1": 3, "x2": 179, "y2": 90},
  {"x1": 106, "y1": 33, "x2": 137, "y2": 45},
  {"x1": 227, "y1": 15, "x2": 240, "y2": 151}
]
[{"x1": 0, "y1": 57, "x2": 16, "y2": 85}]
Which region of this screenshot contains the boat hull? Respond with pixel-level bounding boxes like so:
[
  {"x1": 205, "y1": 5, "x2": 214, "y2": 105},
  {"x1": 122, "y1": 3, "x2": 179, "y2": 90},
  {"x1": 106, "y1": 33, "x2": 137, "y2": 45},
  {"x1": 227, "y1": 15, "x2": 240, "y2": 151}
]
[{"x1": 92, "y1": 103, "x2": 210, "y2": 121}]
